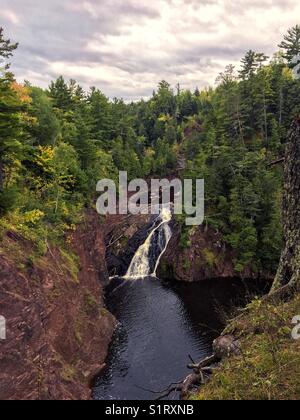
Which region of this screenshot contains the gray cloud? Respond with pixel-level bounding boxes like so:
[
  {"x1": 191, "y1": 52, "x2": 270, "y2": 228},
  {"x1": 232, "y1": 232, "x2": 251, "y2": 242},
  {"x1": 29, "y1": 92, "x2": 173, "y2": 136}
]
[{"x1": 0, "y1": 0, "x2": 299, "y2": 100}]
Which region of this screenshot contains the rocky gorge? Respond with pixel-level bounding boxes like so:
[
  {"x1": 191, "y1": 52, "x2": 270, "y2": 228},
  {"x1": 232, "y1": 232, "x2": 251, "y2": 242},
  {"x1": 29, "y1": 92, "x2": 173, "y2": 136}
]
[{"x1": 0, "y1": 206, "x2": 272, "y2": 400}]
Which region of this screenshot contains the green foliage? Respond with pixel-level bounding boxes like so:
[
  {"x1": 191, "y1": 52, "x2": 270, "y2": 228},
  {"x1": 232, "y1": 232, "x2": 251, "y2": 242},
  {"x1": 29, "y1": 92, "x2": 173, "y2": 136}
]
[
  {"x1": 83, "y1": 290, "x2": 99, "y2": 316},
  {"x1": 153, "y1": 138, "x2": 177, "y2": 176},
  {"x1": 0, "y1": 32, "x2": 29, "y2": 215},
  {"x1": 27, "y1": 85, "x2": 60, "y2": 145},
  {"x1": 0, "y1": 27, "x2": 18, "y2": 71},
  {"x1": 202, "y1": 248, "x2": 218, "y2": 268},
  {"x1": 0, "y1": 186, "x2": 19, "y2": 215},
  {"x1": 181, "y1": 27, "x2": 300, "y2": 273},
  {"x1": 60, "y1": 248, "x2": 80, "y2": 283},
  {"x1": 0, "y1": 24, "x2": 299, "y2": 279},
  {"x1": 194, "y1": 294, "x2": 300, "y2": 400},
  {"x1": 278, "y1": 24, "x2": 300, "y2": 62}
]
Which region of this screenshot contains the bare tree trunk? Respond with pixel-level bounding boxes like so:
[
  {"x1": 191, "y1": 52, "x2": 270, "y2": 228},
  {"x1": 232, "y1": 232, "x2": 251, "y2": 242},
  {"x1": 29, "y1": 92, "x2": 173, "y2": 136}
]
[
  {"x1": 236, "y1": 97, "x2": 245, "y2": 147},
  {"x1": 0, "y1": 159, "x2": 4, "y2": 191},
  {"x1": 263, "y1": 90, "x2": 268, "y2": 146},
  {"x1": 279, "y1": 85, "x2": 283, "y2": 126},
  {"x1": 271, "y1": 118, "x2": 300, "y2": 292},
  {"x1": 54, "y1": 188, "x2": 60, "y2": 214}
]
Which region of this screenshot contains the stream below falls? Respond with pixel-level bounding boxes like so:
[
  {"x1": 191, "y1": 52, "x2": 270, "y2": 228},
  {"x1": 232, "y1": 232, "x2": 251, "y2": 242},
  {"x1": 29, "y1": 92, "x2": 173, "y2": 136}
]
[{"x1": 93, "y1": 208, "x2": 269, "y2": 400}]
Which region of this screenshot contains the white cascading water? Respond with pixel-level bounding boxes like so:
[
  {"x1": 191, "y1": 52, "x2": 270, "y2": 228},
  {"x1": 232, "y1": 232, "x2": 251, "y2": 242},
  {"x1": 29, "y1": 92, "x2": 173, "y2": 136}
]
[{"x1": 125, "y1": 207, "x2": 172, "y2": 279}]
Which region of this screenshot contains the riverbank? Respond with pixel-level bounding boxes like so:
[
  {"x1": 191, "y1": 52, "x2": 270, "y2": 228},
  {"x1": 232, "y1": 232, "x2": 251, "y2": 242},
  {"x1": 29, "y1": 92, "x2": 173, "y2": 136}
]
[{"x1": 190, "y1": 292, "x2": 300, "y2": 400}]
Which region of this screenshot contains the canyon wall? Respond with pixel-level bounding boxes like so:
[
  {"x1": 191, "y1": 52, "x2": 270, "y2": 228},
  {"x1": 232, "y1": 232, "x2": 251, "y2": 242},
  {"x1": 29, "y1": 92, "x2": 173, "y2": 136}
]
[
  {"x1": 158, "y1": 223, "x2": 266, "y2": 282},
  {"x1": 0, "y1": 211, "x2": 116, "y2": 400}
]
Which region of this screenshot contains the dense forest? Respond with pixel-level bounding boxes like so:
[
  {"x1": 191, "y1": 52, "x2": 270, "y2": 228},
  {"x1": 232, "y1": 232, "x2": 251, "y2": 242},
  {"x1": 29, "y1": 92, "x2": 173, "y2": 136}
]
[{"x1": 1, "y1": 25, "x2": 300, "y2": 275}]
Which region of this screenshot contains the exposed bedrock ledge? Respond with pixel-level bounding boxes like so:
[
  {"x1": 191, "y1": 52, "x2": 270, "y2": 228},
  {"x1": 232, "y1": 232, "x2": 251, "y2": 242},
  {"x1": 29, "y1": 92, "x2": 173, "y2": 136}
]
[{"x1": 0, "y1": 211, "x2": 116, "y2": 400}]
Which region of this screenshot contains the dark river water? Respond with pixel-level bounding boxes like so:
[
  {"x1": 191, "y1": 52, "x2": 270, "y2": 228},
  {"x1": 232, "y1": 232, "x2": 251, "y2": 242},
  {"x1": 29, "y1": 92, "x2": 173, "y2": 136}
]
[{"x1": 92, "y1": 276, "x2": 268, "y2": 401}]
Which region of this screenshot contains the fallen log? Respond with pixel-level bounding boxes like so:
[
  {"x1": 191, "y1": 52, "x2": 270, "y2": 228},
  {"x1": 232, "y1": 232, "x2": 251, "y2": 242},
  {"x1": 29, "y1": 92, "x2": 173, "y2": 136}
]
[
  {"x1": 267, "y1": 157, "x2": 285, "y2": 167},
  {"x1": 155, "y1": 372, "x2": 207, "y2": 400},
  {"x1": 156, "y1": 336, "x2": 242, "y2": 399},
  {"x1": 187, "y1": 354, "x2": 218, "y2": 371}
]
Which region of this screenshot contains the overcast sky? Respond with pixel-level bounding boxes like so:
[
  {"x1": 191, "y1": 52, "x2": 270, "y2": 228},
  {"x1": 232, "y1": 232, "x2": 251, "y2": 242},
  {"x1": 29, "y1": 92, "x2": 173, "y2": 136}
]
[{"x1": 0, "y1": 0, "x2": 299, "y2": 101}]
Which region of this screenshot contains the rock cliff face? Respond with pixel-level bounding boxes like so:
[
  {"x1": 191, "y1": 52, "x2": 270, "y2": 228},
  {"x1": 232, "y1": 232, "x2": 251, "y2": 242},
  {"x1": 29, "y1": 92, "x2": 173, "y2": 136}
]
[
  {"x1": 0, "y1": 211, "x2": 116, "y2": 400},
  {"x1": 158, "y1": 223, "x2": 263, "y2": 282},
  {"x1": 104, "y1": 213, "x2": 155, "y2": 277}
]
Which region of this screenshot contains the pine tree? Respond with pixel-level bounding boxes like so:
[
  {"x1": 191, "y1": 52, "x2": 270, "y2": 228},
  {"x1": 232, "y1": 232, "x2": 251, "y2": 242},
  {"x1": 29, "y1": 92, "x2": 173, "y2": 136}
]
[
  {"x1": 194, "y1": 87, "x2": 200, "y2": 97},
  {"x1": 48, "y1": 76, "x2": 73, "y2": 110},
  {"x1": 28, "y1": 86, "x2": 60, "y2": 145},
  {"x1": 154, "y1": 81, "x2": 176, "y2": 117},
  {"x1": 278, "y1": 25, "x2": 300, "y2": 63},
  {"x1": 0, "y1": 28, "x2": 25, "y2": 213},
  {"x1": 216, "y1": 64, "x2": 236, "y2": 87},
  {"x1": 0, "y1": 27, "x2": 18, "y2": 72},
  {"x1": 239, "y1": 50, "x2": 259, "y2": 80},
  {"x1": 87, "y1": 87, "x2": 112, "y2": 147}
]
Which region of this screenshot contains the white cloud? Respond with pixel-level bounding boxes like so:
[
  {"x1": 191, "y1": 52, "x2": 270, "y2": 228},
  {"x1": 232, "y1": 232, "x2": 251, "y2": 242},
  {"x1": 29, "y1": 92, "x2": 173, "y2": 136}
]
[
  {"x1": 1, "y1": 0, "x2": 300, "y2": 100},
  {"x1": 0, "y1": 9, "x2": 20, "y2": 25}
]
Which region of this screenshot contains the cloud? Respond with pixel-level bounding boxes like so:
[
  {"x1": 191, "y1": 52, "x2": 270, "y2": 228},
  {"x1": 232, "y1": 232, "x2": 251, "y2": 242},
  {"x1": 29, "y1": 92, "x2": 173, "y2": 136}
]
[
  {"x1": 0, "y1": 9, "x2": 20, "y2": 25},
  {"x1": 1, "y1": 0, "x2": 300, "y2": 100}
]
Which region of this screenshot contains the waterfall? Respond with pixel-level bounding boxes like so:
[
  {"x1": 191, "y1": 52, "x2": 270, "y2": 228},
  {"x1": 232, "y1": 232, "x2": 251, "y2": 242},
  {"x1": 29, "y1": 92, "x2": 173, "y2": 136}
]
[{"x1": 125, "y1": 207, "x2": 172, "y2": 279}]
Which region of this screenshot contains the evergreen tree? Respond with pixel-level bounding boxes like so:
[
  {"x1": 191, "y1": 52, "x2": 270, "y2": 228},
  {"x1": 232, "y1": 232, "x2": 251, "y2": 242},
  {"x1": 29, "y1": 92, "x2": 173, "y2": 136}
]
[
  {"x1": 0, "y1": 27, "x2": 18, "y2": 72},
  {"x1": 0, "y1": 29, "x2": 25, "y2": 213},
  {"x1": 279, "y1": 25, "x2": 300, "y2": 63},
  {"x1": 216, "y1": 64, "x2": 236, "y2": 87},
  {"x1": 239, "y1": 50, "x2": 259, "y2": 80},
  {"x1": 28, "y1": 86, "x2": 60, "y2": 145},
  {"x1": 88, "y1": 87, "x2": 112, "y2": 147},
  {"x1": 49, "y1": 76, "x2": 73, "y2": 110}
]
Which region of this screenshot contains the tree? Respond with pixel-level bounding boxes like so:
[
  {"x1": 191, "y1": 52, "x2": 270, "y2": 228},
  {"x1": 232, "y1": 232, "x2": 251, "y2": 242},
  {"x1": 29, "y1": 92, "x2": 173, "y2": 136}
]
[
  {"x1": 279, "y1": 25, "x2": 300, "y2": 63},
  {"x1": 153, "y1": 138, "x2": 176, "y2": 176},
  {"x1": 177, "y1": 90, "x2": 198, "y2": 120},
  {"x1": 254, "y1": 66, "x2": 274, "y2": 146},
  {"x1": 216, "y1": 64, "x2": 236, "y2": 87},
  {"x1": 30, "y1": 143, "x2": 85, "y2": 219},
  {"x1": 153, "y1": 80, "x2": 176, "y2": 117},
  {"x1": 194, "y1": 87, "x2": 200, "y2": 97},
  {"x1": 271, "y1": 118, "x2": 300, "y2": 291},
  {"x1": 111, "y1": 137, "x2": 142, "y2": 180},
  {"x1": 51, "y1": 143, "x2": 81, "y2": 215},
  {"x1": 239, "y1": 50, "x2": 259, "y2": 80},
  {"x1": 165, "y1": 122, "x2": 177, "y2": 144},
  {"x1": 48, "y1": 76, "x2": 73, "y2": 110},
  {"x1": 28, "y1": 86, "x2": 60, "y2": 145},
  {"x1": 87, "y1": 87, "x2": 112, "y2": 147},
  {"x1": 0, "y1": 29, "x2": 26, "y2": 213},
  {"x1": 255, "y1": 53, "x2": 269, "y2": 68},
  {"x1": 0, "y1": 27, "x2": 18, "y2": 72}
]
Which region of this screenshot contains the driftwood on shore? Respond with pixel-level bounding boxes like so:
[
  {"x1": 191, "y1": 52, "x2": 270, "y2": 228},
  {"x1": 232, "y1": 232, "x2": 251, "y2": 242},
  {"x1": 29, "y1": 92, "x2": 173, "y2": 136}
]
[{"x1": 151, "y1": 335, "x2": 240, "y2": 400}]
